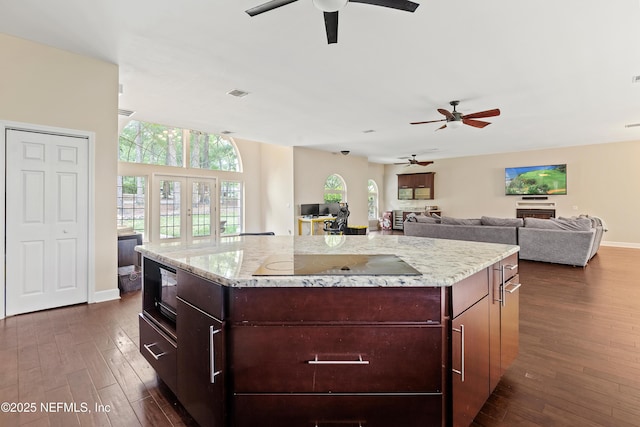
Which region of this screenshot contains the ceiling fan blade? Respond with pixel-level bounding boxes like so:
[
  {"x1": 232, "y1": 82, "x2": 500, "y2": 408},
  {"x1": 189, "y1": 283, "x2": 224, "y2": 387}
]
[
  {"x1": 463, "y1": 118, "x2": 491, "y2": 128},
  {"x1": 416, "y1": 161, "x2": 434, "y2": 166},
  {"x1": 323, "y1": 11, "x2": 338, "y2": 44},
  {"x1": 462, "y1": 108, "x2": 501, "y2": 120},
  {"x1": 436, "y1": 124, "x2": 447, "y2": 131},
  {"x1": 245, "y1": 0, "x2": 298, "y2": 16},
  {"x1": 437, "y1": 108, "x2": 454, "y2": 120},
  {"x1": 410, "y1": 119, "x2": 446, "y2": 125},
  {"x1": 349, "y1": 0, "x2": 419, "y2": 12}
]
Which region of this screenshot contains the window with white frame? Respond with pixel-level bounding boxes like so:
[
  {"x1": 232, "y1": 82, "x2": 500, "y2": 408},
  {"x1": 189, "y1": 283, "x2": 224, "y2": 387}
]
[
  {"x1": 368, "y1": 179, "x2": 379, "y2": 220},
  {"x1": 220, "y1": 180, "x2": 243, "y2": 235},
  {"x1": 324, "y1": 174, "x2": 346, "y2": 203},
  {"x1": 117, "y1": 176, "x2": 147, "y2": 238}
]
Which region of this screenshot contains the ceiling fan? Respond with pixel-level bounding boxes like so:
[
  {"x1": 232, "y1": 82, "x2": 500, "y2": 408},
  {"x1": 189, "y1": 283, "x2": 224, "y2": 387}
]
[
  {"x1": 245, "y1": 0, "x2": 420, "y2": 44},
  {"x1": 394, "y1": 154, "x2": 433, "y2": 167},
  {"x1": 410, "y1": 100, "x2": 501, "y2": 130}
]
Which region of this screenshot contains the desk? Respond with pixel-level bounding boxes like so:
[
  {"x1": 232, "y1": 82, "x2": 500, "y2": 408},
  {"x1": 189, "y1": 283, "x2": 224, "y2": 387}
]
[{"x1": 297, "y1": 216, "x2": 333, "y2": 235}]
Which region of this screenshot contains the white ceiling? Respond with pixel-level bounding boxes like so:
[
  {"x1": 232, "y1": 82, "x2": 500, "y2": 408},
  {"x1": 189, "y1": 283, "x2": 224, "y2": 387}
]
[{"x1": 2, "y1": 0, "x2": 640, "y2": 164}]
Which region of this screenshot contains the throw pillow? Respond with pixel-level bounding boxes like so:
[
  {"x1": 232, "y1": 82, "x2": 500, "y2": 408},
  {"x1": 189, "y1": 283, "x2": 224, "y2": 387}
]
[
  {"x1": 481, "y1": 216, "x2": 524, "y2": 227},
  {"x1": 441, "y1": 216, "x2": 482, "y2": 226}
]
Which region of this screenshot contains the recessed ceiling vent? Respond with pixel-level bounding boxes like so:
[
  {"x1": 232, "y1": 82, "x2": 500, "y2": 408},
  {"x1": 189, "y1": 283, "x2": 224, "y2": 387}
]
[
  {"x1": 221, "y1": 130, "x2": 234, "y2": 135},
  {"x1": 633, "y1": 75, "x2": 640, "y2": 84},
  {"x1": 624, "y1": 123, "x2": 640, "y2": 128},
  {"x1": 118, "y1": 108, "x2": 136, "y2": 117},
  {"x1": 227, "y1": 89, "x2": 249, "y2": 98}
]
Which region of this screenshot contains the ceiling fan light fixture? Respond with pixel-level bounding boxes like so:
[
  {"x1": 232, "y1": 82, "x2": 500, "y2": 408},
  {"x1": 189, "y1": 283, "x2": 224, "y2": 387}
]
[
  {"x1": 312, "y1": 0, "x2": 348, "y2": 12},
  {"x1": 448, "y1": 120, "x2": 463, "y2": 129}
]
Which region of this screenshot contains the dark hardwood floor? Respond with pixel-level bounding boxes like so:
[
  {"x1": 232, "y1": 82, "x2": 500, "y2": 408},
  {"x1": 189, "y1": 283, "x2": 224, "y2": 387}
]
[{"x1": 0, "y1": 246, "x2": 638, "y2": 426}]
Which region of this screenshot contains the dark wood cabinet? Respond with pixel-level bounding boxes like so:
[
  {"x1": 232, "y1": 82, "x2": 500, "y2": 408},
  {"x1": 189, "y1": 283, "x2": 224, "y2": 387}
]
[
  {"x1": 177, "y1": 298, "x2": 226, "y2": 427},
  {"x1": 397, "y1": 172, "x2": 435, "y2": 200},
  {"x1": 449, "y1": 269, "x2": 491, "y2": 427},
  {"x1": 489, "y1": 253, "x2": 520, "y2": 392},
  {"x1": 140, "y1": 254, "x2": 519, "y2": 427},
  {"x1": 233, "y1": 394, "x2": 442, "y2": 427},
  {"x1": 139, "y1": 314, "x2": 177, "y2": 393},
  {"x1": 452, "y1": 296, "x2": 490, "y2": 427}
]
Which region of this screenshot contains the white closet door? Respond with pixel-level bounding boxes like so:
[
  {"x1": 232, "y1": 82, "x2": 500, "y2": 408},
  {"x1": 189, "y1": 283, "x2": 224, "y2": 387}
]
[{"x1": 6, "y1": 129, "x2": 88, "y2": 316}]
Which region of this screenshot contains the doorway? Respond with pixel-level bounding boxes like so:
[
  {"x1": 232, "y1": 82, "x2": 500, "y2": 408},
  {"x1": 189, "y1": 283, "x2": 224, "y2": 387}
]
[
  {"x1": 5, "y1": 128, "x2": 90, "y2": 316},
  {"x1": 151, "y1": 175, "x2": 217, "y2": 243}
]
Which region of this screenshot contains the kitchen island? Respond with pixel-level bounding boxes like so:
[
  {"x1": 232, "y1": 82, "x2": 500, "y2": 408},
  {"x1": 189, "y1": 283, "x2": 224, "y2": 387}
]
[{"x1": 136, "y1": 235, "x2": 521, "y2": 427}]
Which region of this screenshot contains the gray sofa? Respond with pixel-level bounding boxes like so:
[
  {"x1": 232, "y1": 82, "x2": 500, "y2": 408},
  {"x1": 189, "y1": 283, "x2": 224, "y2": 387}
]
[
  {"x1": 404, "y1": 214, "x2": 605, "y2": 267},
  {"x1": 518, "y1": 217, "x2": 604, "y2": 267},
  {"x1": 403, "y1": 215, "x2": 521, "y2": 245}
]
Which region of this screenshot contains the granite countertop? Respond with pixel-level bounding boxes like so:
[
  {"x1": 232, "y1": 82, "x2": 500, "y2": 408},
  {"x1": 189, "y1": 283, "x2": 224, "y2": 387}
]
[{"x1": 135, "y1": 235, "x2": 519, "y2": 288}]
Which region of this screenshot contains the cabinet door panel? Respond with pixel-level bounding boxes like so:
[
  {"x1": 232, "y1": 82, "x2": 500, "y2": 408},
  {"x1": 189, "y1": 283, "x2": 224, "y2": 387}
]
[
  {"x1": 177, "y1": 298, "x2": 225, "y2": 427},
  {"x1": 452, "y1": 296, "x2": 490, "y2": 427},
  {"x1": 139, "y1": 314, "x2": 177, "y2": 393},
  {"x1": 230, "y1": 287, "x2": 441, "y2": 323},
  {"x1": 232, "y1": 325, "x2": 442, "y2": 393},
  {"x1": 233, "y1": 394, "x2": 442, "y2": 427},
  {"x1": 501, "y1": 274, "x2": 520, "y2": 373}
]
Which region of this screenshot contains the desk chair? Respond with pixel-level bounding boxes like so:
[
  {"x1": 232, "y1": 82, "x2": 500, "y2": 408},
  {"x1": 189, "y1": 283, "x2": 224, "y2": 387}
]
[{"x1": 323, "y1": 206, "x2": 349, "y2": 235}]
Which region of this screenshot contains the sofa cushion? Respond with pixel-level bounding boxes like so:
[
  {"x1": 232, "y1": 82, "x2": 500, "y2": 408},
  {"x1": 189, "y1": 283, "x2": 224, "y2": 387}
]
[
  {"x1": 441, "y1": 216, "x2": 482, "y2": 226},
  {"x1": 524, "y1": 217, "x2": 592, "y2": 231},
  {"x1": 415, "y1": 215, "x2": 440, "y2": 224},
  {"x1": 480, "y1": 216, "x2": 524, "y2": 227}
]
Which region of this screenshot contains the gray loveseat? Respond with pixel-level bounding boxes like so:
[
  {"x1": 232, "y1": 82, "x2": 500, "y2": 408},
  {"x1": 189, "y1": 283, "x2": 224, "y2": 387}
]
[{"x1": 404, "y1": 214, "x2": 605, "y2": 267}]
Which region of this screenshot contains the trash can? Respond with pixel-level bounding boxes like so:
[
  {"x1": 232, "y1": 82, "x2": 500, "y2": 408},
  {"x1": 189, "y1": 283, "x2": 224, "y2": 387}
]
[{"x1": 346, "y1": 226, "x2": 367, "y2": 235}]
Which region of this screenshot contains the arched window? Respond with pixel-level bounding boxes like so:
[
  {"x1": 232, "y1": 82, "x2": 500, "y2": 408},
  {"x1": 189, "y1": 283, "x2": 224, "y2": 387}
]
[
  {"x1": 368, "y1": 179, "x2": 379, "y2": 220},
  {"x1": 190, "y1": 131, "x2": 240, "y2": 171},
  {"x1": 324, "y1": 174, "x2": 346, "y2": 203},
  {"x1": 119, "y1": 120, "x2": 240, "y2": 171}
]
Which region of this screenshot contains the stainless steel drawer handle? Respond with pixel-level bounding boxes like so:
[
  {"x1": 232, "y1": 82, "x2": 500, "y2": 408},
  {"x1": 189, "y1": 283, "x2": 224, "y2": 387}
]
[
  {"x1": 505, "y1": 264, "x2": 518, "y2": 270},
  {"x1": 143, "y1": 343, "x2": 167, "y2": 360},
  {"x1": 308, "y1": 355, "x2": 370, "y2": 365},
  {"x1": 506, "y1": 282, "x2": 522, "y2": 293},
  {"x1": 210, "y1": 326, "x2": 223, "y2": 383},
  {"x1": 452, "y1": 324, "x2": 465, "y2": 382}
]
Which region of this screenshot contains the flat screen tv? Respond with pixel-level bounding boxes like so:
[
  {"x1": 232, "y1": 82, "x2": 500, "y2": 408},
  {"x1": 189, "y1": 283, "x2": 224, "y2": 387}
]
[{"x1": 505, "y1": 164, "x2": 567, "y2": 195}]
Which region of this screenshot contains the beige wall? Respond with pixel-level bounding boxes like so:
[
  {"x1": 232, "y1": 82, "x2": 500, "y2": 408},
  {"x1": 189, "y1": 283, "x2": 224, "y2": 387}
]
[
  {"x1": 293, "y1": 147, "x2": 371, "y2": 228},
  {"x1": 384, "y1": 140, "x2": 640, "y2": 246},
  {"x1": 0, "y1": 33, "x2": 119, "y2": 298}
]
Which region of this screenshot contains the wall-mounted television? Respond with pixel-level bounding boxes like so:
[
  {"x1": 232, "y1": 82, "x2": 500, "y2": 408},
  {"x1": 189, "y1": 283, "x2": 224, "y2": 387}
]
[{"x1": 505, "y1": 164, "x2": 567, "y2": 195}]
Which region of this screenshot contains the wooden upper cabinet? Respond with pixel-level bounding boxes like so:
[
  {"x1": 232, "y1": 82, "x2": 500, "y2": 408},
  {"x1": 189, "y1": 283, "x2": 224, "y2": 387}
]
[{"x1": 397, "y1": 173, "x2": 435, "y2": 200}]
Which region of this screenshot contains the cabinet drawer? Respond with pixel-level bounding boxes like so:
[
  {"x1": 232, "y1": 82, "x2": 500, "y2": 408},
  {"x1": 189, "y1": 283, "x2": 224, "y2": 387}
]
[
  {"x1": 232, "y1": 325, "x2": 442, "y2": 393},
  {"x1": 177, "y1": 269, "x2": 225, "y2": 319},
  {"x1": 234, "y1": 394, "x2": 442, "y2": 427},
  {"x1": 139, "y1": 314, "x2": 177, "y2": 393},
  {"x1": 229, "y1": 287, "x2": 441, "y2": 323},
  {"x1": 452, "y1": 269, "x2": 489, "y2": 318}
]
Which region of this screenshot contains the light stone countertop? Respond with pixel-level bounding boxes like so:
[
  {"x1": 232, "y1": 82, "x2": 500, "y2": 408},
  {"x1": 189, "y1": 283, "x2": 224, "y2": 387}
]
[{"x1": 135, "y1": 235, "x2": 519, "y2": 288}]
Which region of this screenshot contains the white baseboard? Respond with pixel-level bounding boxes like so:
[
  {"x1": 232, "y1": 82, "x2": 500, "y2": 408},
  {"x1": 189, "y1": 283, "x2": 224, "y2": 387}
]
[
  {"x1": 92, "y1": 288, "x2": 121, "y2": 303},
  {"x1": 600, "y1": 241, "x2": 640, "y2": 249}
]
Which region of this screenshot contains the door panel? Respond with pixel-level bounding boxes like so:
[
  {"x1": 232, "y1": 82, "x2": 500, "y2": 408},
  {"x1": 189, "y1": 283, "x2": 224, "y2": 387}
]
[
  {"x1": 154, "y1": 176, "x2": 216, "y2": 243},
  {"x1": 6, "y1": 129, "x2": 88, "y2": 316}
]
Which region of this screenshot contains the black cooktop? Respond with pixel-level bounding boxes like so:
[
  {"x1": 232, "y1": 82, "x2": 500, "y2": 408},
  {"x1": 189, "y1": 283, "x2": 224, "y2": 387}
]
[{"x1": 253, "y1": 254, "x2": 422, "y2": 276}]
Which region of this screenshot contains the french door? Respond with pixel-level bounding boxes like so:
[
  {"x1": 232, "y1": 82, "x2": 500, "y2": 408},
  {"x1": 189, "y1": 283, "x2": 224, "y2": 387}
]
[
  {"x1": 151, "y1": 175, "x2": 217, "y2": 243},
  {"x1": 5, "y1": 129, "x2": 89, "y2": 316}
]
